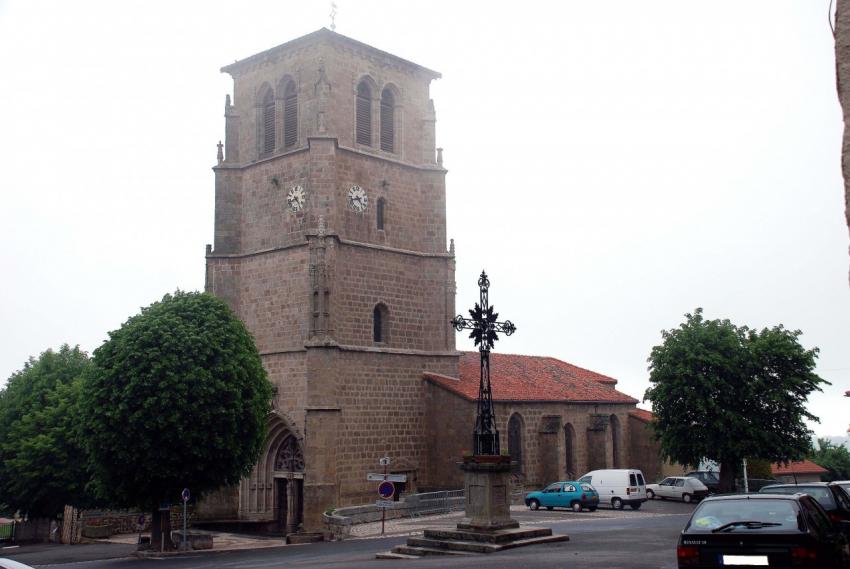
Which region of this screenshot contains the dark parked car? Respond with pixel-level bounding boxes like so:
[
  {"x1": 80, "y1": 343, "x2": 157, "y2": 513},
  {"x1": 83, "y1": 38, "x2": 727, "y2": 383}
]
[
  {"x1": 686, "y1": 471, "x2": 720, "y2": 494},
  {"x1": 759, "y1": 483, "x2": 850, "y2": 530},
  {"x1": 677, "y1": 494, "x2": 849, "y2": 568}
]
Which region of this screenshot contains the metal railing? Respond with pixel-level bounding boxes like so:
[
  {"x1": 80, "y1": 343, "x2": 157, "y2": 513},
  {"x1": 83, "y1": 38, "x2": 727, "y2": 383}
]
[
  {"x1": 408, "y1": 490, "x2": 465, "y2": 518},
  {"x1": 0, "y1": 521, "x2": 15, "y2": 543}
]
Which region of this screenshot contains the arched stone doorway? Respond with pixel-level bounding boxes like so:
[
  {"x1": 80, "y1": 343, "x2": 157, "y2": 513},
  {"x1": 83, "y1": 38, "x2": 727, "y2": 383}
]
[
  {"x1": 564, "y1": 423, "x2": 577, "y2": 479},
  {"x1": 273, "y1": 433, "x2": 304, "y2": 535}
]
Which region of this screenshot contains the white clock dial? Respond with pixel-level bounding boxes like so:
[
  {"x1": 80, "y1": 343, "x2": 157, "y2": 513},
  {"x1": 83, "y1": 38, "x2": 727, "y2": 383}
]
[
  {"x1": 347, "y1": 185, "x2": 368, "y2": 213},
  {"x1": 287, "y1": 185, "x2": 306, "y2": 212}
]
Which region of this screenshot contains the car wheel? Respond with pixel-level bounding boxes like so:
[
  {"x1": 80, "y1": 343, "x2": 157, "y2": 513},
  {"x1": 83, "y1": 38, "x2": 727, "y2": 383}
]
[
  {"x1": 546, "y1": 506, "x2": 553, "y2": 511},
  {"x1": 629, "y1": 503, "x2": 641, "y2": 510},
  {"x1": 683, "y1": 493, "x2": 692, "y2": 504},
  {"x1": 528, "y1": 499, "x2": 540, "y2": 511},
  {"x1": 612, "y1": 497, "x2": 623, "y2": 510},
  {"x1": 646, "y1": 489, "x2": 655, "y2": 499},
  {"x1": 571, "y1": 501, "x2": 582, "y2": 512},
  {"x1": 588, "y1": 507, "x2": 597, "y2": 512}
]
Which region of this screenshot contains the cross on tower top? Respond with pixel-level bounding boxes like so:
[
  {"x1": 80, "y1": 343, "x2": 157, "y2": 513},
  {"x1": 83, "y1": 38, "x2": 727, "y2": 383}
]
[{"x1": 451, "y1": 271, "x2": 516, "y2": 455}]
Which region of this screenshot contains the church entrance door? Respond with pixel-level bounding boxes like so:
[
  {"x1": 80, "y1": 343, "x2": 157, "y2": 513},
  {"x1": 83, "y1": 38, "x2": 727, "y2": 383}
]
[
  {"x1": 274, "y1": 477, "x2": 304, "y2": 535},
  {"x1": 273, "y1": 433, "x2": 305, "y2": 535}
]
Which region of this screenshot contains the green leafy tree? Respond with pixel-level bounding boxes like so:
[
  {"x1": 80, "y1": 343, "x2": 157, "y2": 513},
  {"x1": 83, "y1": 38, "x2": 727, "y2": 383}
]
[
  {"x1": 80, "y1": 291, "x2": 272, "y2": 550},
  {"x1": 0, "y1": 345, "x2": 94, "y2": 517},
  {"x1": 809, "y1": 438, "x2": 850, "y2": 481},
  {"x1": 644, "y1": 308, "x2": 826, "y2": 492}
]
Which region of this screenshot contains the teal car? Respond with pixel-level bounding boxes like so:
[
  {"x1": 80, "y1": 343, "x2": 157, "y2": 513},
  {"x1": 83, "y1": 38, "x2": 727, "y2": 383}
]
[{"x1": 525, "y1": 481, "x2": 600, "y2": 512}]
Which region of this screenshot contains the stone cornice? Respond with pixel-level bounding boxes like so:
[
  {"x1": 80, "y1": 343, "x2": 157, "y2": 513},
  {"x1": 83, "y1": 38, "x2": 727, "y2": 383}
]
[
  {"x1": 207, "y1": 234, "x2": 452, "y2": 261},
  {"x1": 213, "y1": 136, "x2": 447, "y2": 174}
]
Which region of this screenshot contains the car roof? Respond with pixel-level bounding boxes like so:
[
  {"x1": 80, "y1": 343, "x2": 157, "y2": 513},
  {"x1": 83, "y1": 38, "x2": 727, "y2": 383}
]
[
  {"x1": 700, "y1": 493, "x2": 802, "y2": 503},
  {"x1": 760, "y1": 482, "x2": 830, "y2": 489}
]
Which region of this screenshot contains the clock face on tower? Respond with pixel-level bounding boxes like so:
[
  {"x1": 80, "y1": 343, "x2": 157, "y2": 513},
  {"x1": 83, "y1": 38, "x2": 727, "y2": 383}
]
[
  {"x1": 287, "y1": 185, "x2": 306, "y2": 213},
  {"x1": 347, "y1": 185, "x2": 368, "y2": 213}
]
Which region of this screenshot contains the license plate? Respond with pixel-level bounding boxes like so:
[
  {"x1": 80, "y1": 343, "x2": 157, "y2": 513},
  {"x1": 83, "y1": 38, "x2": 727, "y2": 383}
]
[{"x1": 721, "y1": 555, "x2": 768, "y2": 566}]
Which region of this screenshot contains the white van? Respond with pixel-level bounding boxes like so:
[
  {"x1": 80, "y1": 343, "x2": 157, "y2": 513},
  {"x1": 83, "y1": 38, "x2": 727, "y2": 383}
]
[{"x1": 578, "y1": 469, "x2": 648, "y2": 510}]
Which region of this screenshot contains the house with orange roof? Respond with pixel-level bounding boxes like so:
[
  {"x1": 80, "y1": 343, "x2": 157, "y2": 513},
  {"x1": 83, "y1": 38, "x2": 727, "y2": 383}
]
[
  {"x1": 771, "y1": 460, "x2": 828, "y2": 484},
  {"x1": 423, "y1": 352, "x2": 662, "y2": 490}
]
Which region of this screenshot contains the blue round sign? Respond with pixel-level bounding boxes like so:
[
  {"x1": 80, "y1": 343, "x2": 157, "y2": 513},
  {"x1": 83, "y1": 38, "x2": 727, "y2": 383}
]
[{"x1": 378, "y1": 481, "x2": 395, "y2": 499}]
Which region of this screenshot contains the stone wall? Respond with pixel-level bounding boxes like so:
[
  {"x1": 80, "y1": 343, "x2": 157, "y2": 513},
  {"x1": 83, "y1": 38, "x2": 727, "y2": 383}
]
[{"x1": 424, "y1": 383, "x2": 649, "y2": 491}]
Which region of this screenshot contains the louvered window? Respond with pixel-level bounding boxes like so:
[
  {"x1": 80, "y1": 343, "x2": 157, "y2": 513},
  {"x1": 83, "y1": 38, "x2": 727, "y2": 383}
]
[
  {"x1": 356, "y1": 82, "x2": 372, "y2": 146},
  {"x1": 262, "y1": 89, "x2": 275, "y2": 155},
  {"x1": 380, "y1": 88, "x2": 394, "y2": 152},
  {"x1": 283, "y1": 81, "x2": 297, "y2": 148}
]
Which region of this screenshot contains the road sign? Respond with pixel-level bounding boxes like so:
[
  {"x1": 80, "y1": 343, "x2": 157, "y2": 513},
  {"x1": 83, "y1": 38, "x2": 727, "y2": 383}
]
[
  {"x1": 379, "y1": 457, "x2": 390, "y2": 466},
  {"x1": 378, "y1": 481, "x2": 395, "y2": 499},
  {"x1": 367, "y1": 473, "x2": 407, "y2": 482},
  {"x1": 375, "y1": 500, "x2": 395, "y2": 508},
  {"x1": 181, "y1": 488, "x2": 190, "y2": 502}
]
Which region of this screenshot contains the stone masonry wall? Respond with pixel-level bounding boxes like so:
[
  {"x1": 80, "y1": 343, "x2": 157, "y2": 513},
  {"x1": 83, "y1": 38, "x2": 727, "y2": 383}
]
[{"x1": 424, "y1": 383, "x2": 648, "y2": 491}]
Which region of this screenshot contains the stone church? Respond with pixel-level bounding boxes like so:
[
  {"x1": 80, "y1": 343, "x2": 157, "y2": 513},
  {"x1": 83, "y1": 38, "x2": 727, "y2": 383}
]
[{"x1": 202, "y1": 28, "x2": 659, "y2": 534}]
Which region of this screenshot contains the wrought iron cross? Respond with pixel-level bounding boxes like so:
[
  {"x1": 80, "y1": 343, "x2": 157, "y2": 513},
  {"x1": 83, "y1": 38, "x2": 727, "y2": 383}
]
[{"x1": 451, "y1": 271, "x2": 516, "y2": 456}]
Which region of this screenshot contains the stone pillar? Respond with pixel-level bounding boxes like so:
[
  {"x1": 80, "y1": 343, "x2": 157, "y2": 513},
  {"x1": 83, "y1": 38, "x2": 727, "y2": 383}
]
[{"x1": 458, "y1": 456, "x2": 518, "y2": 531}]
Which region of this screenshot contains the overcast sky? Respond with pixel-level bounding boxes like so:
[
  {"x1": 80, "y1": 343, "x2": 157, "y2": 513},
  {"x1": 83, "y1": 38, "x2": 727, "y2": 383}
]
[{"x1": 1, "y1": 1, "x2": 848, "y2": 437}]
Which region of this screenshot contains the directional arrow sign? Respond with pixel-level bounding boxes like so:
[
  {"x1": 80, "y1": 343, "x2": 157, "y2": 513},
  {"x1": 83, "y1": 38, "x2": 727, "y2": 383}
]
[{"x1": 367, "y1": 473, "x2": 407, "y2": 482}]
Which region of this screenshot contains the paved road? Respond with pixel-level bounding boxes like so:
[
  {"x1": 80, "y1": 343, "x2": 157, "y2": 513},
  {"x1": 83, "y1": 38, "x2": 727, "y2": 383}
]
[{"x1": 3, "y1": 498, "x2": 696, "y2": 568}]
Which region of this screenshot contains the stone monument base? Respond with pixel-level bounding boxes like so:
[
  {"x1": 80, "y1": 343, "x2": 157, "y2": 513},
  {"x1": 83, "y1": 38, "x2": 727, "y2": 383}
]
[{"x1": 377, "y1": 455, "x2": 569, "y2": 559}]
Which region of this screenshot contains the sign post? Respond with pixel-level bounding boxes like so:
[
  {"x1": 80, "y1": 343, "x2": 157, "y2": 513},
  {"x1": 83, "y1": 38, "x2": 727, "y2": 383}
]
[
  {"x1": 381, "y1": 457, "x2": 389, "y2": 536},
  {"x1": 367, "y1": 457, "x2": 408, "y2": 536},
  {"x1": 181, "y1": 488, "x2": 190, "y2": 551}
]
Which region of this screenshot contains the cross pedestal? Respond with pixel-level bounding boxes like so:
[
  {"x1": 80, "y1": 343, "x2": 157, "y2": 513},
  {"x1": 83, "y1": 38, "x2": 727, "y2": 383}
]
[{"x1": 458, "y1": 455, "x2": 518, "y2": 531}]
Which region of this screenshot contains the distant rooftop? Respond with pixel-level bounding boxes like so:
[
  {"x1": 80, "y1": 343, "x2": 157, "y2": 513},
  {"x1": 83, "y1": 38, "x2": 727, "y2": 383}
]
[{"x1": 770, "y1": 459, "x2": 828, "y2": 476}]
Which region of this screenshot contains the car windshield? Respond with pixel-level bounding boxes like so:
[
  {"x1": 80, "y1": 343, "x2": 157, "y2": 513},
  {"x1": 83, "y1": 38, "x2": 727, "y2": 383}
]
[
  {"x1": 760, "y1": 486, "x2": 836, "y2": 510},
  {"x1": 687, "y1": 499, "x2": 801, "y2": 533}
]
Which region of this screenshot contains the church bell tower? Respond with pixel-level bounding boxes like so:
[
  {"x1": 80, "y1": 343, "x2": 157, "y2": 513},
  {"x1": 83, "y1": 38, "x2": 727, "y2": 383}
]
[{"x1": 206, "y1": 29, "x2": 458, "y2": 532}]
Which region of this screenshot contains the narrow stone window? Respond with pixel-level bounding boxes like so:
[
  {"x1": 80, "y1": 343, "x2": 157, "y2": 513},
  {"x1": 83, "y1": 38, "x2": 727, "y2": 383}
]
[
  {"x1": 609, "y1": 414, "x2": 621, "y2": 468},
  {"x1": 356, "y1": 81, "x2": 372, "y2": 146},
  {"x1": 283, "y1": 80, "x2": 297, "y2": 148},
  {"x1": 564, "y1": 423, "x2": 576, "y2": 479},
  {"x1": 380, "y1": 88, "x2": 395, "y2": 152},
  {"x1": 373, "y1": 303, "x2": 388, "y2": 342},
  {"x1": 377, "y1": 198, "x2": 385, "y2": 230},
  {"x1": 508, "y1": 413, "x2": 524, "y2": 474},
  {"x1": 262, "y1": 88, "x2": 275, "y2": 155}
]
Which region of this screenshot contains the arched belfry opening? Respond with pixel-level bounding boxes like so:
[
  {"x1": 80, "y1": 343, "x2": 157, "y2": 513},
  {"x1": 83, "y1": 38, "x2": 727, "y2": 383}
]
[
  {"x1": 258, "y1": 84, "x2": 275, "y2": 156},
  {"x1": 356, "y1": 80, "x2": 373, "y2": 146}
]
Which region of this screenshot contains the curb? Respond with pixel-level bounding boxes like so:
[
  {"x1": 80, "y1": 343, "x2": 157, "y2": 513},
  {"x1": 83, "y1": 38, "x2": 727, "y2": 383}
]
[{"x1": 136, "y1": 543, "x2": 290, "y2": 559}]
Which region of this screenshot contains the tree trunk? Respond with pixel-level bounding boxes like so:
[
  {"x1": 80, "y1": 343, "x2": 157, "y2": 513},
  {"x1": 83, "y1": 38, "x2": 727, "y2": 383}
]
[
  {"x1": 150, "y1": 509, "x2": 174, "y2": 552},
  {"x1": 718, "y1": 461, "x2": 738, "y2": 493},
  {"x1": 835, "y1": 0, "x2": 850, "y2": 282}
]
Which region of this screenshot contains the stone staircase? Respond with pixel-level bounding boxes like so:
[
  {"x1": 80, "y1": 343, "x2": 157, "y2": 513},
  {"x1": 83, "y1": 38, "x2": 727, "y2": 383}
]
[{"x1": 376, "y1": 525, "x2": 569, "y2": 559}]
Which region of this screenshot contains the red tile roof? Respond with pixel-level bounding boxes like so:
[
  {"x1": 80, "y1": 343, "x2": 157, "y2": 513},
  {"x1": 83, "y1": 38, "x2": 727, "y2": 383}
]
[
  {"x1": 771, "y1": 460, "x2": 828, "y2": 475},
  {"x1": 424, "y1": 352, "x2": 638, "y2": 403},
  {"x1": 629, "y1": 408, "x2": 655, "y2": 423}
]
